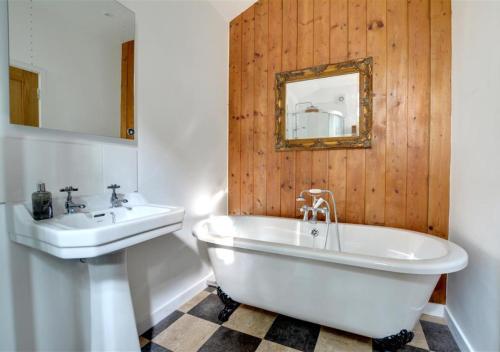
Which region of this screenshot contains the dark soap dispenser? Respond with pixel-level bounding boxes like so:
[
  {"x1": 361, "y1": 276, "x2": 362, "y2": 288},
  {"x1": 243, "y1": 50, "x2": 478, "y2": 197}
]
[{"x1": 32, "y1": 183, "x2": 53, "y2": 220}]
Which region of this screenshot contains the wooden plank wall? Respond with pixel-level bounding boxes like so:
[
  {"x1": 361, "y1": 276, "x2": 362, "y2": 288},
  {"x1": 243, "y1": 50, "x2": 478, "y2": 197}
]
[{"x1": 228, "y1": 0, "x2": 451, "y2": 303}]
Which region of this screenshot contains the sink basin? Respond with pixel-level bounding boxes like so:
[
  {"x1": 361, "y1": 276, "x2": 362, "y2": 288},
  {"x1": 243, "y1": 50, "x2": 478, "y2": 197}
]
[
  {"x1": 9, "y1": 193, "x2": 185, "y2": 259},
  {"x1": 55, "y1": 205, "x2": 172, "y2": 228},
  {"x1": 8, "y1": 193, "x2": 185, "y2": 351}
]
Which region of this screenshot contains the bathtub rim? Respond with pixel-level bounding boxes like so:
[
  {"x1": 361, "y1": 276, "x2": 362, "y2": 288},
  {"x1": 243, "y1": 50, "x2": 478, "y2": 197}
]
[{"x1": 193, "y1": 215, "x2": 468, "y2": 275}]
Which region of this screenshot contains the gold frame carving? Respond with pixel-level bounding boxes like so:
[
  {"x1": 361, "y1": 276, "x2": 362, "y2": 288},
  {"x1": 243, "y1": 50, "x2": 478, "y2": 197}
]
[{"x1": 275, "y1": 57, "x2": 373, "y2": 151}]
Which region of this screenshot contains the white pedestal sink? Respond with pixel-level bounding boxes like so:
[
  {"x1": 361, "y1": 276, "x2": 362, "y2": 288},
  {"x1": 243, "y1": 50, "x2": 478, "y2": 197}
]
[{"x1": 8, "y1": 193, "x2": 185, "y2": 351}]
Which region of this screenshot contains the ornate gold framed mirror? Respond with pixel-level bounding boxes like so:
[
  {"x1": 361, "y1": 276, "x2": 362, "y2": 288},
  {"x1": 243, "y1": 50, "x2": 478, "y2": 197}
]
[{"x1": 275, "y1": 57, "x2": 373, "y2": 150}]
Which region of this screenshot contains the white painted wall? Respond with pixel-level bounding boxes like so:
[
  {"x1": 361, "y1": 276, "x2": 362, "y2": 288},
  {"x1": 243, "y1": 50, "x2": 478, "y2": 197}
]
[
  {"x1": 0, "y1": 1, "x2": 138, "y2": 350},
  {"x1": 1, "y1": 0, "x2": 228, "y2": 349},
  {"x1": 121, "y1": 0, "x2": 228, "y2": 331},
  {"x1": 448, "y1": 1, "x2": 500, "y2": 351}
]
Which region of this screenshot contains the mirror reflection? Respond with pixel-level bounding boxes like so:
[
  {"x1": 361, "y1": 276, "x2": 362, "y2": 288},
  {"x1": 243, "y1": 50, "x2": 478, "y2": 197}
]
[
  {"x1": 7, "y1": 0, "x2": 135, "y2": 139},
  {"x1": 275, "y1": 57, "x2": 372, "y2": 150},
  {"x1": 285, "y1": 73, "x2": 359, "y2": 140}
]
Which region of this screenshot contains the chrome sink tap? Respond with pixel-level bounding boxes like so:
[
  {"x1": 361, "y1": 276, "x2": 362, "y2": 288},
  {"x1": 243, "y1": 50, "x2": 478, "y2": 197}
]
[
  {"x1": 108, "y1": 184, "x2": 128, "y2": 208},
  {"x1": 60, "y1": 186, "x2": 86, "y2": 214}
]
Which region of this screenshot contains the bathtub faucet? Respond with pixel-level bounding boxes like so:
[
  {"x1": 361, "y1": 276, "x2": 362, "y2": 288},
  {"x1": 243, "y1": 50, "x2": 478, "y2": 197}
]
[
  {"x1": 299, "y1": 198, "x2": 331, "y2": 224},
  {"x1": 297, "y1": 189, "x2": 342, "y2": 251},
  {"x1": 297, "y1": 189, "x2": 332, "y2": 223}
]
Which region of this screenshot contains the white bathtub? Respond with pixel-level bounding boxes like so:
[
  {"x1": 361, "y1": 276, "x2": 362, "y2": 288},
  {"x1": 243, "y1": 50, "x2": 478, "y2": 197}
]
[{"x1": 193, "y1": 215, "x2": 468, "y2": 339}]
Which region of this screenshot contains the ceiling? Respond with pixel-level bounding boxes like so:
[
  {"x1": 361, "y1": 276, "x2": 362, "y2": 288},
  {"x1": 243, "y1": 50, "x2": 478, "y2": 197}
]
[{"x1": 208, "y1": 0, "x2": 256, "y2": 22}]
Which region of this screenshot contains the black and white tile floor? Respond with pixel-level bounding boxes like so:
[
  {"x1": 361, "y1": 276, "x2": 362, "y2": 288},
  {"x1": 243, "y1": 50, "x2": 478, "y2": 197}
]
[{"x1": 140, "y1": 287, "x2": 460, "y2": 352}]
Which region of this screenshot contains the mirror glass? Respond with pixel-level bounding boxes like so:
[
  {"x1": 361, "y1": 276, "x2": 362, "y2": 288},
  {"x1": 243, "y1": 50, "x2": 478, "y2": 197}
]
[
  {"x1": 275, "y1": 58, "x2": 372, "y2": 150},
  {"x1": 7, "y1": 0, "x2": 135, "y2": 140},
  {"x1": 285, "y1": 73, "x2": 359, "y2": 140}
]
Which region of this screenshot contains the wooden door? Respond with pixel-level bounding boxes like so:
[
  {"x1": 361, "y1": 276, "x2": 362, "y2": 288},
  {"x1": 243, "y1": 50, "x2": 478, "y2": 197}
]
[
  {"x1": 121, "y1": 40, "x2": 135, "y2": 140},
  {"x1": 9, "y1": 66, "x2": 40, "y2": 127}
]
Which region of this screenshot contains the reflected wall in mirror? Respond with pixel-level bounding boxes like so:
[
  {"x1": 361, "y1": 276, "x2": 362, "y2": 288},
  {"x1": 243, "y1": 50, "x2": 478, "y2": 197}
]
[
  {"x1": 275, "y1": 57, "x2": 372, "y2": 150},
  {"x1": 8, "y1": 0, "x2": 135, "y2": 140}
]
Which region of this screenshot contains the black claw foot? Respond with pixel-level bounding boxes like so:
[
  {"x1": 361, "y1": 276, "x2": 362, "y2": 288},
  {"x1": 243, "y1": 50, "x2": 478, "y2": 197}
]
[
  {"x1": 373, "y1": 329, "x2": 414, "y2": 352},
  {"x1": 216, "y1": 287, "x2": 240, "y2": 322}
]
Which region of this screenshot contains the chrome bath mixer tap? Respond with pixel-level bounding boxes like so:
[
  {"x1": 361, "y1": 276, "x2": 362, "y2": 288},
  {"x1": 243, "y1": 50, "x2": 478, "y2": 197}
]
[{"x1": 297, "y1": 189, "x2": 341, "y2": 251}]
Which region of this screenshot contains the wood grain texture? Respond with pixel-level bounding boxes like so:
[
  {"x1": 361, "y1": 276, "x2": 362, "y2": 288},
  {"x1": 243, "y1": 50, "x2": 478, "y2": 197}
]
[
  {"x1": 241, "y1": 8, "x2": 255, "y2": 215},
  {"x1": 428, "y1": 0, "x2": 451, "y2": 238},
  {"x1": 266, "y1": 0, "x2": 283, "y2": 216},
  {"x1": 228, "y1": 0, "x2": 451, "y2": 303},
  {"x1": 228, "y1": 17, "x2": 243, "y2": 215},
  {"x1": 345, "y1": 0, "x2": 366, "y2": 224},
  {"x1": 385, "y1": 0, "x2": 408, "y2": 228},
  {"x1": 254, "y1": 0, "x2": 269, "y2": 215},
  {"x1": 328, "y1": 0, "x2": 348, "y2": 221},
  {"x1": 428, "y1": 0, "x2": 451, "y2": 304},
  {"x1": 365, "y1": 0, "x2": 386, "y2": 225},
  {"x1": 311, "y1": 0, "x2": 329, "y2": 199},
  {"x1": 280, "y1": 0, "x2": 297, "y2": 218},
  {"x1": 407, "y1": 0, "x2": 430, "y2": 232},
  {"x1": 295, "y1": 0, "x2": 314, "y2": 216}
]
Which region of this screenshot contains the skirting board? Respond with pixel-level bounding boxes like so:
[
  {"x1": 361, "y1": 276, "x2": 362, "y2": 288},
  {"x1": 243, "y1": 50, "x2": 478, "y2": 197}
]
[
  {"x1": 136, "y1": 272, "x2": 215, "y2": 335},
  {"x1": 423, "y1": 302, "x2": 445, "y2": 317},
  {"x1": 445, "y1": 306, "x2": 474, "y2": 352}
]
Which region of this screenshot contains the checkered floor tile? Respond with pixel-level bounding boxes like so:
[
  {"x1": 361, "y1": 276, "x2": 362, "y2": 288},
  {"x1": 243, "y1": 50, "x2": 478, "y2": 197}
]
[{"x1": 140, "y1": 287, "x2": 460, "y2": 352}]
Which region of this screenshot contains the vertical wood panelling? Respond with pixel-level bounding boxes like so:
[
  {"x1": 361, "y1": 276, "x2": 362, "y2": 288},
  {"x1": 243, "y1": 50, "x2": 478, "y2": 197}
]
[
  {"x1": 385, "y1": 0, "x2": 408, "y2": 227},
  {"x1": 228, "y1": 17, "x2": 242, "y2": 215},
  {"x1": 280, "y1": 0, "x2": 298, "y2": 218},
  {"x1": 328, "y1": 0, "x2": 348, "y2": 221},
  {"x1": 428, "y1": 0, "x2": 451, "y2": 239},
  {"x1": 365, "y1": 0, "x2": 386, "y2": 225},
  {"x1": 254, "y1": 0, "x2": 269, "y2": 215},
  {"x1": 345, "y1": 0, "x2": 367, "y2": 224},
  {"x1": 428, "y1": 0, "x2": 451, "y2": 304},
  {"x1": 407, "y1": 0, "x2": 430, "y2": 232},
  {"x1": 266, "y1": 0, "x2": 283, "y2": 216},
  {"x1": 240, "y1": 8, "x2": 255, "y2": 215},
  {"x1": 295, "y1": 0, "x2": 314, "y2": 216},
  {"x1": 311, "y1": 0, "x2": 330, "y2": 196},
  {"x1": 228, "y1": 0, "x2": 451, "y2": 303}
]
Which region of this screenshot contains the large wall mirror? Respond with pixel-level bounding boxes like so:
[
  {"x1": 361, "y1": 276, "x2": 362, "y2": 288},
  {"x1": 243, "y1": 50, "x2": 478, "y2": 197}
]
[
  {"x1": 7, "y1": 0, "x2": 135, "y2": 140},
  {"x1": 275, "y1": 57, "x2": 373, "y2": 150}
]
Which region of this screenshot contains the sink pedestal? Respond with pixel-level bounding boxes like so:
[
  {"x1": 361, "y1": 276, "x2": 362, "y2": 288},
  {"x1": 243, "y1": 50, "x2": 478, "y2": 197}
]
[
  {"x1": 8, "y1": 195, "x2": 185, "y2": 351},
  {"x1": 88, "y1": 250, "x2": 140, "y2": 351}
]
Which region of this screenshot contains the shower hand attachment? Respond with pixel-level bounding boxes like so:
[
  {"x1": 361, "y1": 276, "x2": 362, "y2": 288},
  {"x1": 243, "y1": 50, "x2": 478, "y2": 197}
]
[{"x1": 295, "y1": 189, "x2": 342, "y2": 252}]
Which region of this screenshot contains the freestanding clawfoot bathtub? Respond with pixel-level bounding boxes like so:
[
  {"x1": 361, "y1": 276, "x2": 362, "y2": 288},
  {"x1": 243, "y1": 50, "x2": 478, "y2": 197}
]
[{"x1": 193, "y1": 215, "x2": 468, "y2": 343}]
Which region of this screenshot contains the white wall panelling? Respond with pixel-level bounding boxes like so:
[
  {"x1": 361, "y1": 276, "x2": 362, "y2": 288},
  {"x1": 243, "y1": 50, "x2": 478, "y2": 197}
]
[{"x1": 2, "y1": 137, "x2": 137, "y2": 203}]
